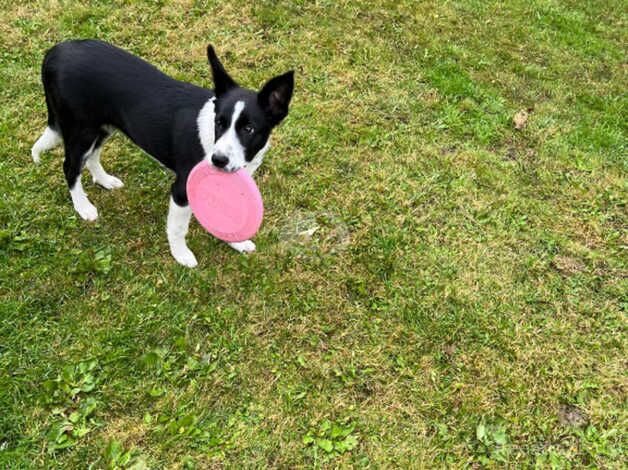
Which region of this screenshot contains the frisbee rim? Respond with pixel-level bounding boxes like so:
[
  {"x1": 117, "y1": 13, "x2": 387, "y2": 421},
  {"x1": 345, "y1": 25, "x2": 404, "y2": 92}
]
[{"x1": 186, "y1": 161, "x2": 263, "y2": 242}]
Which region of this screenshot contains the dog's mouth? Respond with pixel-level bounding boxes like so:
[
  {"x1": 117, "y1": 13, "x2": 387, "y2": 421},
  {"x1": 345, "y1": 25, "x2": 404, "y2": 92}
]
[
  {"x1": 209, "y1": 161, "x2": 240, "y2": 173},
  {"x1": 219, "y1": 165, "x2": 241, "y2": 173}
]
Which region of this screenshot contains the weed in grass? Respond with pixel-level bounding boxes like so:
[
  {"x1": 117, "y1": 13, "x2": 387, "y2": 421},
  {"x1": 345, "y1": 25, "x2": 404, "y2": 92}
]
[
  {"x1": 103, "y1": 438, "x2": 148, "y2": 469},
  {"x1": 302, "y1": 418, "x2": 359, "y2": 459}
]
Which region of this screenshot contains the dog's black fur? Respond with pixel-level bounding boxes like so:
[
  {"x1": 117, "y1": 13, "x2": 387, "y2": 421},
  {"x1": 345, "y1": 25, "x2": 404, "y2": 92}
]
[{"x1": 41, "y1": 39, "x2": 293, "y2": 206}]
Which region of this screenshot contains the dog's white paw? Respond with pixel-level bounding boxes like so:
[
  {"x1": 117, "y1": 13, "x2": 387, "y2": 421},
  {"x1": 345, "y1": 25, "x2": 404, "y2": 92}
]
[
  {"x1": 171, "y1": 246, "x2": 198, "y2": 268},
  {"x1": 74, "y1": 201, "x2": 98, "y2": 221},
  {"x1": 229, "y1": 240, "x2": 256, "y2": 253},
  {"x1": 95, "y1": 174, "x2": 124, "y2": 190}
]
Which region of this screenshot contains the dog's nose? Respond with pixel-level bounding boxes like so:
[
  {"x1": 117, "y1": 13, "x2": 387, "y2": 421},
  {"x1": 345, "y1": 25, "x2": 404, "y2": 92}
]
[{"x1": 211, "y1": 153, "x2": 229, "y2": 168}]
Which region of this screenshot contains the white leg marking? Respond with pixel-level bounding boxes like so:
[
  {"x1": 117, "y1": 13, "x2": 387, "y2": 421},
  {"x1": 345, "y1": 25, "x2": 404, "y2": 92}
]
[
  {"x1": 167, "y1": 196, "x2": 197, "y2": 267},
  {"x1": 85, "y1": 147, "x2": 124, "y2": 189},
  {"x1": 228, "y1": 240, "x2": 256, "y2": 253},
  {"x1": 70, "y1": 177, "x2": 98, "y2": 221},
  {"x1": 31, "y1": 127, "x2": 62, "y2": 163}
]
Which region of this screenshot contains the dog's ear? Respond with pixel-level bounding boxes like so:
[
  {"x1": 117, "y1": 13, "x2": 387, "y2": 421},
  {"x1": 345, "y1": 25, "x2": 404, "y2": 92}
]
[
  {"x1": 258, "y1": 71, "x2": 294, "y2": 125},
  {"x1": 207, "y1": 45, "x2": 237, "y2": 96}
]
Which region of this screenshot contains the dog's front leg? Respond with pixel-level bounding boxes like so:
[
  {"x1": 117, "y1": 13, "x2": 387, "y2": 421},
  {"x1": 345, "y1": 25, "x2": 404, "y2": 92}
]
[
  {"x1": 228, "y1": 240, "x2": 256, "y2": 253},
  {"x1": 229, "y1": 154, "x2": 266, "y2": 254},
  {"x1": 167, "y1": 196, "x2": 198, "y2": 267}
]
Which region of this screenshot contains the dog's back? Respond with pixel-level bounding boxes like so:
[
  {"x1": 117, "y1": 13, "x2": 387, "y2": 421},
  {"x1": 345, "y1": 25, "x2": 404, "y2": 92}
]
[{"x1": 42, "y1": 39, "x2": 209, "y2": 150}]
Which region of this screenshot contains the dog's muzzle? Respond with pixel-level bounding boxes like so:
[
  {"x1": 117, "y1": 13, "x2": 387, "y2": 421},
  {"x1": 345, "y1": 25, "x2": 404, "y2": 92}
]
[{"x1": 211, "y1": 152, "x2": 229, "y2": 169}]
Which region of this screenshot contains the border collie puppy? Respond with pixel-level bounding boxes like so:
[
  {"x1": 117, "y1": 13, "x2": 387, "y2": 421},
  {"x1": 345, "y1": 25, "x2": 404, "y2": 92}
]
[{"x1": 31, "y1": 39, "x2": 293, "y2": 267}]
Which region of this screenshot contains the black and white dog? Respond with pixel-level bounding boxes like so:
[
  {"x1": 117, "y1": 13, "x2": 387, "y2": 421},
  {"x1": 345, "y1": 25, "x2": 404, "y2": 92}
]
[{"x1": 31, "y1": 39, "x2": 293, "y2": 267}]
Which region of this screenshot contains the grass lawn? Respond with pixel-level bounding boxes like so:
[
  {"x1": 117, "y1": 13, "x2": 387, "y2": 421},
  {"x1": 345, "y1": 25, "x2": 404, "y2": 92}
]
[{"x1": 1, "y1": 0, "x2": 626, "y2": 467}]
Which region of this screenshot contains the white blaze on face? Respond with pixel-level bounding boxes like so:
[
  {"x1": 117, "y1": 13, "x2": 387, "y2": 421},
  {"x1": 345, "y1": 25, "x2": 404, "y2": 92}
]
[{"x1": 214, "y1": 100, "x2": 246, "y2": 172}]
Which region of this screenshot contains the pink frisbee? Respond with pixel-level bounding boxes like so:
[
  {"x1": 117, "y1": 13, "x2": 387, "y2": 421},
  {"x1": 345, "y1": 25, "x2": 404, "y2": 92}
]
[{"x1": 186, "y1": 160, "x2": 263, "y2": 243}]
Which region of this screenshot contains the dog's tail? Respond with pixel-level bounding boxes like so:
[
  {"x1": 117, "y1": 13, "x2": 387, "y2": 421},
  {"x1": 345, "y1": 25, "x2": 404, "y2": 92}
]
[{"x1": 32, "y1": 47, "x2": 64, "y2": 164}]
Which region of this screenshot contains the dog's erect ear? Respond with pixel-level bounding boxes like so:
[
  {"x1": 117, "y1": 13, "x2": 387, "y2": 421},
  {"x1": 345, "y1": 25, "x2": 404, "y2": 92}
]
[
  {"x1": 207, "y1": 45, "x2": 237, "y2": 96},
  {"x1": 258, "y1": 71, "x2": 294, "y2": 125}
]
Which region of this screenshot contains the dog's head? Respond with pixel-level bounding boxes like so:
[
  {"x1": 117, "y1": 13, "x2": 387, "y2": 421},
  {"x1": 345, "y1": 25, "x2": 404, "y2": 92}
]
[{"x1": 205, "y1": 45, "x2": 293, "y2": 173}]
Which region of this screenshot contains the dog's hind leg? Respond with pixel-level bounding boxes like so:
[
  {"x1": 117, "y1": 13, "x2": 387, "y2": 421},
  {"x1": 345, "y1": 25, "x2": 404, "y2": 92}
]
[
  {"x1": 31, "y1": 126, "x2": 62, "y2": 163},
  {"x1": 32, "y1": 86, "x2": 63, "y2": 163},
  {"x1": 63, "y1": 131, "x2": 100, "y2": 221},
  {"x1": 85, "y1": 130, "x2": 124, "y2": 190}
]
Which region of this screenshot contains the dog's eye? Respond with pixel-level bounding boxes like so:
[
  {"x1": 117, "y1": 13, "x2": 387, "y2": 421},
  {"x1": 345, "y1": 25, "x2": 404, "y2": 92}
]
[
  {"x1": 216, "y1": 118, "x2": 227, "y2": 129},
  {"x1": 243, "y1": 125, "x2": 255, "y2": 134}
]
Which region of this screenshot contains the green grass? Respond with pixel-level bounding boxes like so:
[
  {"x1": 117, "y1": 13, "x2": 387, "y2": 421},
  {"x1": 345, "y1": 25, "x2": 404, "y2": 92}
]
[{"x1": 1, "y1": 0, "x2": 626, "y2": 467}]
